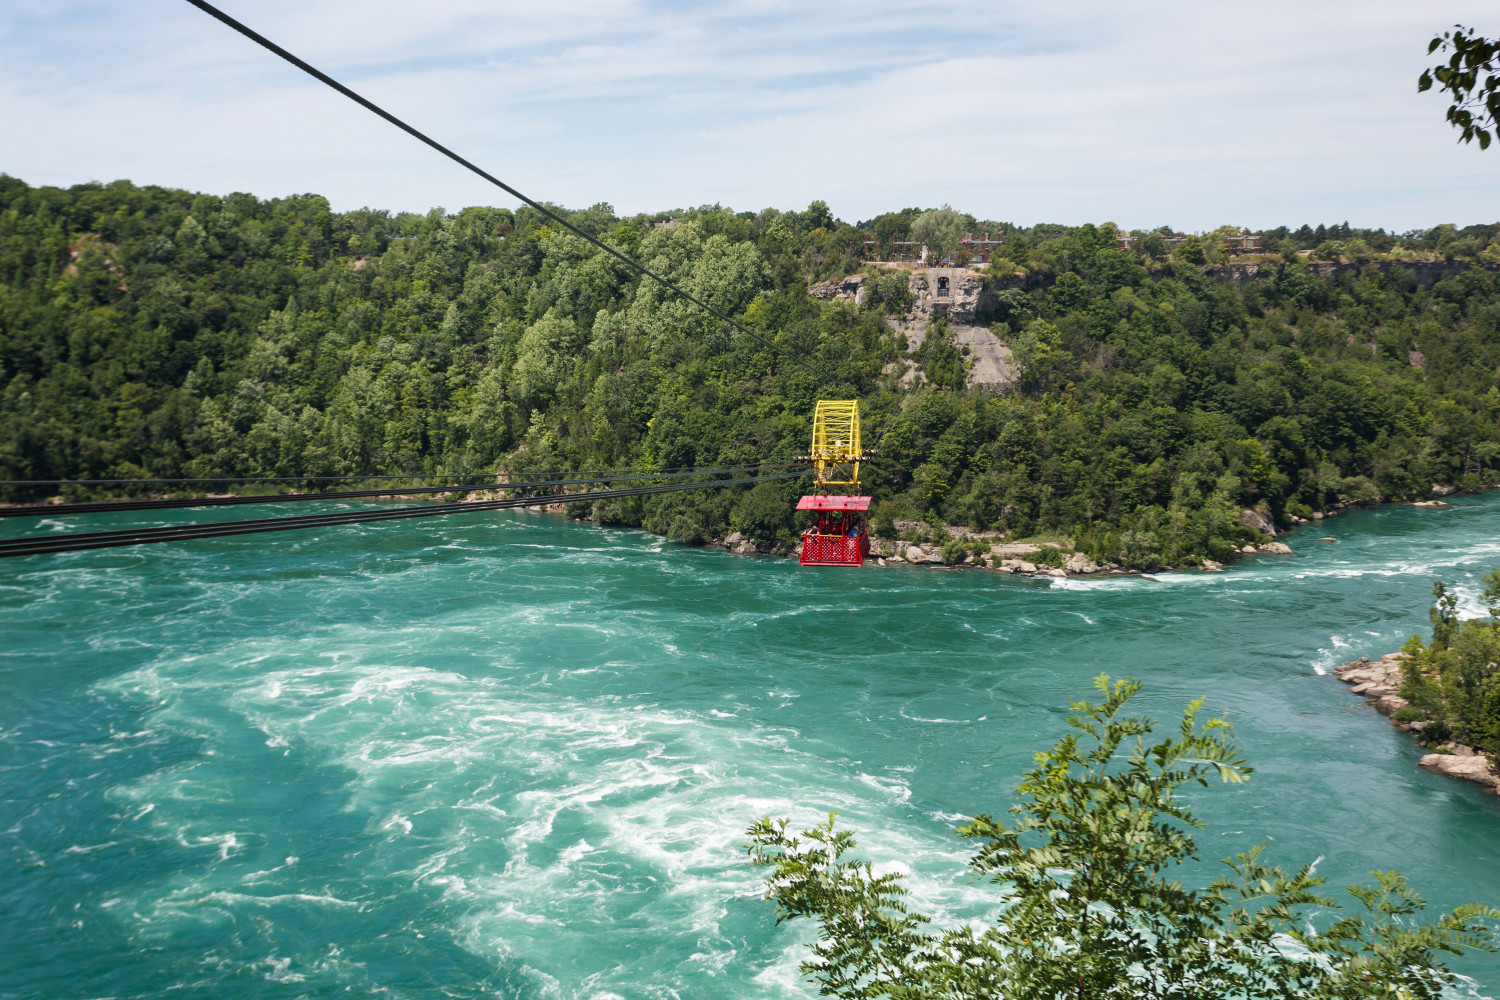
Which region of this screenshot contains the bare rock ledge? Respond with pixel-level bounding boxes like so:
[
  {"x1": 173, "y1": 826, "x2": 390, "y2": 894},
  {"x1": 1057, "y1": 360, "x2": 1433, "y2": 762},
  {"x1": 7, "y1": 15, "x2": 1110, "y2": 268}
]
[{"x1": 1334, "y1": 654, "x2": 1499, "y2": 794}]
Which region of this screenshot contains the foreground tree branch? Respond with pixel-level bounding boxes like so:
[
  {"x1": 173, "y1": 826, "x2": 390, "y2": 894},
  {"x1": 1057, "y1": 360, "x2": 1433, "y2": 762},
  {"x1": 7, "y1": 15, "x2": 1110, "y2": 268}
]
[
  {"x1": 1421, "y1": 26, "x2": 1500, "y2": 149},
  {"x1": 748, "y1": 676, "x2": 1498, "y2": 999}
]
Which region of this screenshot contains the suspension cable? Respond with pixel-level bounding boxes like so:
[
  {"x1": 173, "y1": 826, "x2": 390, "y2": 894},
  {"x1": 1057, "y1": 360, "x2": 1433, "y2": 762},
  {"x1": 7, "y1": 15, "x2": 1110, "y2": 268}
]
[
  {"x1": 183, "y1": 0, "x2": 834, "y2": 383},
  {"x1": 0, "y1": 462, "x2": 806, "y2": 518},
  {"x1": 0, "y1": 460, "x2": 781, "y2": 487},
  {"x1": 0, "y1": 471, "x2": 805, "y2": 559}
]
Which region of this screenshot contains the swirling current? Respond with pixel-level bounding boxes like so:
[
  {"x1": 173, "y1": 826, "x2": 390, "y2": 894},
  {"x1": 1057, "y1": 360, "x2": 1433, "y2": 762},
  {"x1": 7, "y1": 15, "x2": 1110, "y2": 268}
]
[{"x1": 2, "y1": 496, "x2": 1498, "y2": 998}]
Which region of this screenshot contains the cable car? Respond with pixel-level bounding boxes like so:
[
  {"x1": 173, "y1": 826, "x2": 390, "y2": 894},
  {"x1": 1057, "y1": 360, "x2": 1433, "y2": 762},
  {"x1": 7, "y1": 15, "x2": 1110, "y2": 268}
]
[{"x1": 799, "y1": 400, "x2": 872, "y2": 567}]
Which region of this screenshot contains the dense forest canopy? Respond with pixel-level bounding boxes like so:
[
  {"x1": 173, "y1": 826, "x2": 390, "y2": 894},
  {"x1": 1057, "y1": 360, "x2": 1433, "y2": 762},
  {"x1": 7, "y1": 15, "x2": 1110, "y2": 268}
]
[{"x1": 4, "y1": 174, "x2": 1500, "y2": 569}]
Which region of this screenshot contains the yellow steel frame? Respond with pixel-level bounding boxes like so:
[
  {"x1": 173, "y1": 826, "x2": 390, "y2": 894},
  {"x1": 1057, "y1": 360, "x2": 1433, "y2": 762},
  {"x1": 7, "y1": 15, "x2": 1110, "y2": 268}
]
[{"x1": 811, "y1": 400, "x2": 861, "y2": 486}]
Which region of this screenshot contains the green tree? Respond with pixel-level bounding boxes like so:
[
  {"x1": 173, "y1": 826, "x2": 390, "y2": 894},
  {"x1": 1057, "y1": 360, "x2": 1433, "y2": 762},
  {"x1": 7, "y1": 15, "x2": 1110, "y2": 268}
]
[
  {"x1": 909, "y1": 206, "x2": 968, "y2": 262},
  {"x1": 748, "y1": 676, "x2": 1497, "y2": 999},
  {"x1": 1177, "y1": 235, "x2": 1207, "y2": 265},
  {"x1": 1401, "y1": 571, "x2": 1500, "y2": 752},
  {"x1": 1421, "y1": 27, "x2": 1500, "y2": 148},
  {"x1": 511, "y1": 308, "x2": 582, "y2": 413},
  {"x1": 734, "y1": 480, "x2": 794, "y2": 546}
]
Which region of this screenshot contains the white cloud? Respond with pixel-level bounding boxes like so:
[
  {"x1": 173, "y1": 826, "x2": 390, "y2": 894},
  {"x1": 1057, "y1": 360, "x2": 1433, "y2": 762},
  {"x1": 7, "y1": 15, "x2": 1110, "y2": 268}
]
[{"x1": 1, "y1": 0, "x2": 1496, "y2": 229}]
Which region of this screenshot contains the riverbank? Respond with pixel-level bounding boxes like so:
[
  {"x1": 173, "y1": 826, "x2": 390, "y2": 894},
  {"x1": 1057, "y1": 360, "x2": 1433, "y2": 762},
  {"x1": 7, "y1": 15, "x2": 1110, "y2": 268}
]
[
  {"x1": 0, "y1": 487, "x2": 1458, "y2": 580},
  {"x1": 1334, "y1": 654, "x2": 1500, "y2": 794},
  {"x1": 713, "y1": 504, "x2": 1301, "y2": 577}
]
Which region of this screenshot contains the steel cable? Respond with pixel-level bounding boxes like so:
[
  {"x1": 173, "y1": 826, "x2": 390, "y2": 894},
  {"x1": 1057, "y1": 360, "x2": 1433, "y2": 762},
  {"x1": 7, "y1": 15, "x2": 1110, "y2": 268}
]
[
  {"x1": 0, "y1": 460, "x2": 784, "y2": 487},
  {"x1": 0, "y1": 462, "x2": 806, "y2": 518},
  {"x1": 0, "y1": 472, "x2": 806, "y2": 559},
  {"x1": 182, "y1": 0, "x2": 837, "y2": 384}
]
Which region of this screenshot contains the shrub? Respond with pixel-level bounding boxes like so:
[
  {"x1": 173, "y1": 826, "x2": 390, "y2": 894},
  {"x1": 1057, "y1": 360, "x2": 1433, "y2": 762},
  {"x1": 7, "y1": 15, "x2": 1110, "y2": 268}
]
[
  {"x1": 749, "y1": 677, "x2": 1498, "y2": 999},
  {"x1": 1394, "y1": 706, "x2": 1426, "y2": 724},
  {"x1": 667, "y1": 513, "x2": 705, "y2": 546},
  {"x1": 1339, "y1": 475, "x2": 1381, "y2": 504},
  {"x1": 1397, "y1": 574, "x2": 1500, "y2": 753},
  {"x1": 1033, "y1": 544, "x2": 1064, "y2": 567},
  {"x1": 733, "y1": 482, "x2": 792, "y2": 546},
  {"x1": 1313, "y1": 239, "x2": 1346, "y2": 261}
]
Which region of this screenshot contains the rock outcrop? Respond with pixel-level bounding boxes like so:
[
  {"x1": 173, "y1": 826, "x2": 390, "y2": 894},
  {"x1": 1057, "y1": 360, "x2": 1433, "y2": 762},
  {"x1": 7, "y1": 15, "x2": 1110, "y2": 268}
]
[
  {"x1": 1240, "y1": 507, "x2": 1277, "y2": 537},
  {"x1": 1152, "y1": 258, "x2": 1500, "y2": 288},
  {"x1": 1420, "y1": 748, "x2": 1500, "y2": 790},
  {"x1": 953, "y1": 324, "x2": 1015, "y2": 389},
  {"x1": 1335, "y1": 655, "x2": 1409, "y2": 714},
  {"x1": 907, "y1": 268, "x2": 989, "y2": 324},
  {"x1": 1065, "y1": 552, "x2": 1099, "y2": 574},
  {"x1": 722, "y1": 531, "x2": 759, "y2": 556},
  {"x1": 808, "y1": 275, "x2": 867, "y2": 306},
  {"x1": 1335, "y1": 653, "x2": 1499, "y2": 794},
  {"x1": 883, "y1": 267, "x2": 1014, "y2": 390}
]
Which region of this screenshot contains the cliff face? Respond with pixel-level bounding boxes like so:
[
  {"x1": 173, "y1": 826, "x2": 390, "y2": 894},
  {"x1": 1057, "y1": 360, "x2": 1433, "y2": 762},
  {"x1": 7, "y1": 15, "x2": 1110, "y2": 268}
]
[
  {"x1": 867, "y1": 268, "x2": 1014, "y2": 390},
  {"x1": 906, "y1": 267, "x2": 991, "y2": 324},
  {"x1": 807, "y1": 275, "x2": 867, "y2": 305},
  {"x1": 1160, "y1": 258, "x2": 1500, "y2": 287}
]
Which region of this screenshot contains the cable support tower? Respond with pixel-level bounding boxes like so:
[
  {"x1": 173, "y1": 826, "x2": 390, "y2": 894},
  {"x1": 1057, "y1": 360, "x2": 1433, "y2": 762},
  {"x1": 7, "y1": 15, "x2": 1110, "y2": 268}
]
[{"x1": 183, "y1": 0, "x2": 837, "y2": 384}]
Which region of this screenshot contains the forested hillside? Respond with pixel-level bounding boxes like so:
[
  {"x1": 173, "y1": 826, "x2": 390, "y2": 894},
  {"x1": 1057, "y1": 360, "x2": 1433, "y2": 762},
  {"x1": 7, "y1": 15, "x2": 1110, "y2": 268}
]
[{"x1": 4, "y1": 174, "x2": 1500, "y2": 569}]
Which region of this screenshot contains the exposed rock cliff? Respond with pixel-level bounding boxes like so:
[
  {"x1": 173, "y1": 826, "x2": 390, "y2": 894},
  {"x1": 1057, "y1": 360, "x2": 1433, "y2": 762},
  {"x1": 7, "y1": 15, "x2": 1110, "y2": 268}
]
[
  {"x1": 808, "y1": 275, "x2": 867, "y2": 305},
  {"x1": 883, "y1": 267, "x2": 1014, "y2": 390}
]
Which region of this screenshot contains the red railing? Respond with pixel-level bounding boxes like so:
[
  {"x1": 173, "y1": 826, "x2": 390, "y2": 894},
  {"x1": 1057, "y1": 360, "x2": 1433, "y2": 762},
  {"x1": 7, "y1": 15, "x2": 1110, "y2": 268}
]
[{"x1": 800, "y1": 533, "x2": 867, "y2": 566}]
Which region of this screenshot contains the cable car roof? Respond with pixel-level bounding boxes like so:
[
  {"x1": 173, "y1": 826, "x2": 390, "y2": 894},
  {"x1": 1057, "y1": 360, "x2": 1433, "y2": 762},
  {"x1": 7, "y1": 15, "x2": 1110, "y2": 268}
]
[{"x1": 796, "y1": 495, "x2": 872, "y2": 511}]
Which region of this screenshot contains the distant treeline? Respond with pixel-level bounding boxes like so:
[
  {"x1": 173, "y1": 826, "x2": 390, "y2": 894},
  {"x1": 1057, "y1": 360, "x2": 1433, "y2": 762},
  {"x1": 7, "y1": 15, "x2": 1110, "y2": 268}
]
[{"x1": 3, "y1": 174, "x2": 1499, "y2": 568}]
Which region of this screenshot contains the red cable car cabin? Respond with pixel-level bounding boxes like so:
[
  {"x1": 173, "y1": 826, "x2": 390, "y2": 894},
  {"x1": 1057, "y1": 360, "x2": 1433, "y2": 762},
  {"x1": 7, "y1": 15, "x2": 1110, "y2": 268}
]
[{"x1": 797, "y1": 495, "x2": 872, "y2": 566}]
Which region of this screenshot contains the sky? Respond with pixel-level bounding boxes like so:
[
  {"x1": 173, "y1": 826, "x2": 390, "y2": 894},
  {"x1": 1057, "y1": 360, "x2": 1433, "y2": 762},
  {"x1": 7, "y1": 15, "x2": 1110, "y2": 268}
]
[{"x1": 1, "y1": 0, "x2": 1497, "y2": 231}]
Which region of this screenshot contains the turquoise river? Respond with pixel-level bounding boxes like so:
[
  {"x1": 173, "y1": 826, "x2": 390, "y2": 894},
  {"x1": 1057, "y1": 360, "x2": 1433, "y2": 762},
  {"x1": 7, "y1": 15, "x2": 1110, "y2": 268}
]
[{"x1": 3, "y1": 495, "x2": 1499, "y2": 998}]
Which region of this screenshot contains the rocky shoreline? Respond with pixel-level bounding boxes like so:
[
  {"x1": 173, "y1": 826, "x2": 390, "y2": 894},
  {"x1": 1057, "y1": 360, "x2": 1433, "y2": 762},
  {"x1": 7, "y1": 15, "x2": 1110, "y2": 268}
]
[
  {"x1": 1334, "y1": 654, "x2": 1499, "y2": 794},
  {"x1": 2, "y1": 488, "x2": 1459, "y2": 581},
  {"x1": 713, "y1": 506, "x2": 1295, "y2": 578}
]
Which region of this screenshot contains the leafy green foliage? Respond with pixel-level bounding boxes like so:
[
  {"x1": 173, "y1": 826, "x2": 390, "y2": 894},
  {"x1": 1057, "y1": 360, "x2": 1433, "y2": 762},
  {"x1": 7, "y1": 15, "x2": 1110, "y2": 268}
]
[
  {"x1": 1421, "y1": 27, "x2": 1500, "y2": 149},
  {"x1": 748, "y1": 676, "x2": 1498, "y2": 999},
  {"x1": 1400, "y1": 570, "x2": 1500, "y2": 751},
  {"x1": 908, "y1": 207, "x2": 968, "y2": 261}
]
